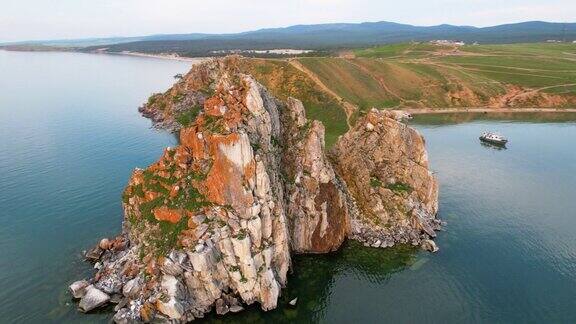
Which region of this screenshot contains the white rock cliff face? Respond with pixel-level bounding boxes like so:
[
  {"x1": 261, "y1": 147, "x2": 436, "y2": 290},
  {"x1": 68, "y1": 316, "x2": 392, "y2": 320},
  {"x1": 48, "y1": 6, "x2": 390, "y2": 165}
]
[
  {"x1": 280, "y1": 98, "x2": 350, "y2": 253},
  {"x1": 71, "y1": 58, "x2": 440, "y2": 323}
]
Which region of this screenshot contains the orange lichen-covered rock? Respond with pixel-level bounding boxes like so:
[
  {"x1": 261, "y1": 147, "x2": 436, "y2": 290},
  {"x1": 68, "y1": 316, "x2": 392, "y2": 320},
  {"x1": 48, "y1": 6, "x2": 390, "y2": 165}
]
[
  {"x1": 153, "y1": 207, "x2": 182, "y2": 224},
  {"x1": 203, "y1": 96, "x2": 226, "y2": 116}
]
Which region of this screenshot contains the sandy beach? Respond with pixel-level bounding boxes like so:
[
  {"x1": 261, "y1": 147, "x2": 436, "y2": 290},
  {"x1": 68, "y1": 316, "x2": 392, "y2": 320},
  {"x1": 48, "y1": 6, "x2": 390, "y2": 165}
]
[{"x1": 117, "y1": 51, "x2": 210, "y2": 63}]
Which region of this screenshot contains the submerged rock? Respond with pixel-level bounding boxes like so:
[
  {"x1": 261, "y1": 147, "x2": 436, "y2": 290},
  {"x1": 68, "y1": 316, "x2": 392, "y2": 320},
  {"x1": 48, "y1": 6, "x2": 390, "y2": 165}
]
[
  {"x1": 78, "y1": 285, "x2": 110, "y2": 312},
  {"x1": 99, "y1": 238, "x2": 111, "y2": 250},
  {"x1": 215, "y1": 298, "x2": 229, "y2": 315},
  {"x1": 421, "y1": 239, "x2": 439, "y2": 253},
  {"x1": 85, "y1": 246, "x2": 103, "y2": 262},
  {"x1": 69, "y1": 280, "x2": 90, "y2": 299},
  {"x1": 72, "y1": 57, "x2": 440, "y2": 322}
]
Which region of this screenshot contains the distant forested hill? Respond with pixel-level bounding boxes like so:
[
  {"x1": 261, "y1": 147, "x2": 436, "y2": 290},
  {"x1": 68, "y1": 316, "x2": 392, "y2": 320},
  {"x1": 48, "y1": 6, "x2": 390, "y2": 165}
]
[
  {"x1": 4, "y1": 21, "x2": 576, "y2": 56},
  {"x1": 81, "y1": 21, "x2": 576, "y2": 56}
]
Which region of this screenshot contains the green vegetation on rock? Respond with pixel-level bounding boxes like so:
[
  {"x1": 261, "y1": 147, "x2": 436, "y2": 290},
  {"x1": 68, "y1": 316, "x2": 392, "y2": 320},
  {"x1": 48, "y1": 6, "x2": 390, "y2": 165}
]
[
  {"x1": 154, "y1": 216, "x2": 189, "y2": 255},
  {"x1": 203, "y1": 115, "x2": 226, "y2": 134},
  {"x1": 147, "y1": 93, "x2": 162, "y2": 106},
  {"x1": 122, "y1": 152, "x2": 214, "y2": 256},
  {"x1": 386, "y1": 182, "x2": 412, "y2": 194},
  {"x1": 176, "y1": 106, "x2": 201, "y2": 127},
  {"x1": 370, "y1": 177, "x2": 383, "y2": 188}
]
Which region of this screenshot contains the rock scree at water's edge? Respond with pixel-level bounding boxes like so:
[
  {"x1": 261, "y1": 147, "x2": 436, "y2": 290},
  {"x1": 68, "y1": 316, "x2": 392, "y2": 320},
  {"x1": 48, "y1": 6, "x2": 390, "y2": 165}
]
[{"x1": 70, "y1": 56, "x2": 441, "y2": 322}]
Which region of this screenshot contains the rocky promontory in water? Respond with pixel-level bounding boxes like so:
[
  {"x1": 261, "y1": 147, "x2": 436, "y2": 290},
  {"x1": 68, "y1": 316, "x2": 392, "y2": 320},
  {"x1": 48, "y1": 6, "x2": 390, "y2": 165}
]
[{"x1": 70, "y1": 57, "x2": 440, "y2": 322}]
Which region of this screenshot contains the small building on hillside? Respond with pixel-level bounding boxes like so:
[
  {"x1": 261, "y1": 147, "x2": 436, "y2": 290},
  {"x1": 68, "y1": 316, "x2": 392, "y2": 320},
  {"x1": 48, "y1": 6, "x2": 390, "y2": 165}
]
[{"x1": 430, "y1": 40, "x2": 465, "y2": 46}]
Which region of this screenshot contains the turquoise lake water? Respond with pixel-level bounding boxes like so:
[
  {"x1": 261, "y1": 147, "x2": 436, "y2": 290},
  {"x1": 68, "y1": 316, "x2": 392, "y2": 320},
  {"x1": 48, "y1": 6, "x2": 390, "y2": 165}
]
[
  {"x1": 1, "y1": 50, "x2": 576, "y2": 323},
  {"x1": 0, "y1": 50, "x2": 190, "y2": 322}
]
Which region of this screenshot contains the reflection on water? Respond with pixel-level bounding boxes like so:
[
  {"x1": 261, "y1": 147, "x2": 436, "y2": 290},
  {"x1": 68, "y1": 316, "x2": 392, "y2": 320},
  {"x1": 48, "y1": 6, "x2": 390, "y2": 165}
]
[
  {"x1": 480, "y1": 141, "x2": 507, "y2": 150},
  {"x1": 201, "y1": 242, "x2": 418, "y2": 323}
]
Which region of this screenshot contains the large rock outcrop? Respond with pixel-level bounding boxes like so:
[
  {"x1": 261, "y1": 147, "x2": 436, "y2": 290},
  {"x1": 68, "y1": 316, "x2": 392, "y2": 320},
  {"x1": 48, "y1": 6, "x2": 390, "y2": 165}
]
[
  {"x1": 71, "y1": 57, "x2": 440, "y2": 322},
  {"x1": 331, "y1": 109, "x2": 440, "y2": 248},
  {"x1": 120, "y1": 62, "x2": 291, "y2": 321}
]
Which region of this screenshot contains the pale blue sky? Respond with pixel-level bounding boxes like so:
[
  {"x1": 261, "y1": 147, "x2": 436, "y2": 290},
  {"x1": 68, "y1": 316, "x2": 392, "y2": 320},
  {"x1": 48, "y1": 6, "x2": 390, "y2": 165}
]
[{"x1": 1, "y1": 0, "x2": 574, "y2": 42}]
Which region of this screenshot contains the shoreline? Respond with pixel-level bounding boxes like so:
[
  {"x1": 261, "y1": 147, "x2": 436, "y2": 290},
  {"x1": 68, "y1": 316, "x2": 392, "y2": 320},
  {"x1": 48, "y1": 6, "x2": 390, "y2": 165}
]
[
  {"x1": 406, "y1": 107, "x2": 576, "y2": 115},
  {"x1": 1, "y1": 47, "x2": 212, "y2": 63},
  {"x1": 112, "y1": 51, "x2": 211, "y2": 63}
]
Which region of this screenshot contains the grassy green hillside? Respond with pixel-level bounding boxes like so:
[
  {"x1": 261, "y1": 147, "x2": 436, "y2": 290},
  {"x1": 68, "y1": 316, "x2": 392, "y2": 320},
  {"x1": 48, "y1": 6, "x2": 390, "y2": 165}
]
[
  {"x1": 240, "y1": 59, "x2": 349, "y2": 147},
  {"x1": 295, "y1": 43, "x2": 576, "y2": 111},
  {"x1": 297, "y1": 56, "x2": 502, "y2": 110},
  {"x1": 434, "y1": 44, "x2": 576, "y2": 93}
]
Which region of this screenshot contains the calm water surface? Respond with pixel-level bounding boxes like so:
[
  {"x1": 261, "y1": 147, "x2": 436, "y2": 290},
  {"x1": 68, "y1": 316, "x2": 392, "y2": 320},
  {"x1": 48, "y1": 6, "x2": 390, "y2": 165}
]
[
  {"x1": 2, "y1": 51, "x2": 576, "y2": 323},
  {"x1": 0, "y1": 50, "x2": 191, "y2": 322}
]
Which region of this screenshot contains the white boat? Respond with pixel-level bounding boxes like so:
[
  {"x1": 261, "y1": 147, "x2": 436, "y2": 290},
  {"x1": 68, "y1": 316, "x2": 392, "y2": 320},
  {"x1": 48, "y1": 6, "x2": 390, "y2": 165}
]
[{"x1": 480, "y1": 132, "x2": 508, "y2": 145}]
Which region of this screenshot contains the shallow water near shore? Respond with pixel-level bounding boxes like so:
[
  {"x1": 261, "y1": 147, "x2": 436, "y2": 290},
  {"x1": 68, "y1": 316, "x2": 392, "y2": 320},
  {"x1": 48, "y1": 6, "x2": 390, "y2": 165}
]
[{"x1": 2, "y1": 50, "x2": 576, "y2": 323}]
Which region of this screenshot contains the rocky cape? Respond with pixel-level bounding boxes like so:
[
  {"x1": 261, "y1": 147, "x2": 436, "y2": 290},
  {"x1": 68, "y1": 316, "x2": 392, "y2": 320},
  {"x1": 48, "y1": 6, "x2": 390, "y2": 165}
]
[{"x1": 70, "y1": 57, "x2": 441, "y2": 322}]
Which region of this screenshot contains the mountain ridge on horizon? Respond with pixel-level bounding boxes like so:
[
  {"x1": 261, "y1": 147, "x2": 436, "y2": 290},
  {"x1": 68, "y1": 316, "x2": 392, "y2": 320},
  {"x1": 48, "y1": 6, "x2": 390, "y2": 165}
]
[
  {"x1": 0, "y1": 20, "x2": 576, "y2": 47},
  {"x1": 2, "y1": 20, "x2": 575, "y2": 54}
]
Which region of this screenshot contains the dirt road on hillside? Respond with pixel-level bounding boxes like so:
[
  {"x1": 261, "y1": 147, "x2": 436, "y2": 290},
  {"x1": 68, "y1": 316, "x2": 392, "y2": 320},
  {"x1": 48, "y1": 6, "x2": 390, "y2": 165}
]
[{"x1": 287, "y1": 59, "x2": 357, "y2": 125}]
